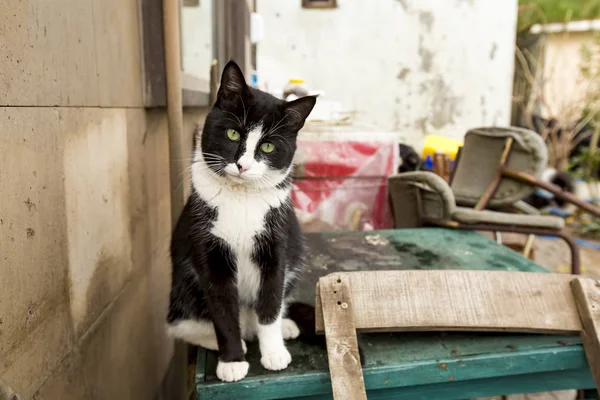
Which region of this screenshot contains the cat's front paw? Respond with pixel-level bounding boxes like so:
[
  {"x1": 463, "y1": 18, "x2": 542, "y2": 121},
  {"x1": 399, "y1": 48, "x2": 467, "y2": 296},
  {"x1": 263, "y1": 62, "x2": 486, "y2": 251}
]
[
  {"x1": 261, "y1": 347, "x2": 292, "y2": 371},
  {"x1": 216, "y1": 361, "x2": 249, "y2": 382},
  {"x1": 281, "y1": 318, "x2": 300, "y2": 340}
]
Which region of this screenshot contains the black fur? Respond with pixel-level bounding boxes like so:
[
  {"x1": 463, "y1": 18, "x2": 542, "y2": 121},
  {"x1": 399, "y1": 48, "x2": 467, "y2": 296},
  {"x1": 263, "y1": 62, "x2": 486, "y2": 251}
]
[
  {"x1": 398, "y1": 143, "x2": 424, "y2": 173},
  {"x1": 522, "y1": 169, "x2": 576, "y2": 210}
]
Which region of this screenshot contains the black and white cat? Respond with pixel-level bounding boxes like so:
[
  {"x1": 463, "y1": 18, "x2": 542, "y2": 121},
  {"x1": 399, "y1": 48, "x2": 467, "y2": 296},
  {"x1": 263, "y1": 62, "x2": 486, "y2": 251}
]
[{"x1": 166, "y1": 61, "x2": 317, "y2": 383}]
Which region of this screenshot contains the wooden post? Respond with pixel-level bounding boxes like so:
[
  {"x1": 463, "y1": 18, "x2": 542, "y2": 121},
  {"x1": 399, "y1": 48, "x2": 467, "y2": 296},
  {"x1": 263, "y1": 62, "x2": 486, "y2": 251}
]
[
  {"x1": 319, "y1": 274, "x2": 366, "y2": 400},
  {"x1": 475, "y1": 138, "x2": 513, "y2": 211},
  {"x1": 433, "y1": 153, "x2": 451, "y2": 182},
  {"x1": 523, "y1": 234, "x2": 536, "y2": 259},
  {"x1": 163, "y1": 0, "x2": 188, "y2": 398},
  {"x1": 571, "y1": 278, "x2": 600, "y2": 396},
  {"x1": 449, "y1": 146, "x2": 462, "y2": 186},
  {"x1": 209, "y1": 59, "x2": 219, "y2": 106}
]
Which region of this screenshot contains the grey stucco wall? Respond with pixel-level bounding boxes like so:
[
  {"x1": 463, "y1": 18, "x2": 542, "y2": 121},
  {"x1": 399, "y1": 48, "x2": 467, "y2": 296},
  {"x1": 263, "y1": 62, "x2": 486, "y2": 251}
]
[{"x1": 0, "y1": 0, "x2": 206, "y2": 398}]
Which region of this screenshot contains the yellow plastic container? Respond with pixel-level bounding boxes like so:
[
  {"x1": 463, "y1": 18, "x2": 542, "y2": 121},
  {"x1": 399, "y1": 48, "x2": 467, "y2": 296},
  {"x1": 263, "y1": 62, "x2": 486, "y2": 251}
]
[{"x1": 421, "y1": 135, "x2": 463, "y2": 161}]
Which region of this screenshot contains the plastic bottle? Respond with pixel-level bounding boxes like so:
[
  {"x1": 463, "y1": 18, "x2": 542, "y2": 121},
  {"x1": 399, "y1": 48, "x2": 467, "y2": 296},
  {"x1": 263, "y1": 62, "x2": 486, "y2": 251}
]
[{"x1": 283, "y1": 79, "x2": 309, "y2": 100}]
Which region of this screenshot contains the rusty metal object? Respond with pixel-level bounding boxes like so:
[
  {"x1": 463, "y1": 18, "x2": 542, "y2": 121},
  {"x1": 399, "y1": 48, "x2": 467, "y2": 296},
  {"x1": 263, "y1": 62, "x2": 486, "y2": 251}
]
[
  {"x1": 434, "y1": 220, "x2": 580, "y2": 275},
  {"x1": 503, "y1": 167, "x2": 600, "y2": 218}
]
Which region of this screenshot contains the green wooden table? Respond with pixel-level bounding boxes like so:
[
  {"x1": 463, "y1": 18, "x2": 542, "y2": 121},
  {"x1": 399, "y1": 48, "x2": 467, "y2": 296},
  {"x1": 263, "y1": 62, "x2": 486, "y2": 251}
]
[{"x1": 196, "y1": 228, "x2": 595, "y2": 399}]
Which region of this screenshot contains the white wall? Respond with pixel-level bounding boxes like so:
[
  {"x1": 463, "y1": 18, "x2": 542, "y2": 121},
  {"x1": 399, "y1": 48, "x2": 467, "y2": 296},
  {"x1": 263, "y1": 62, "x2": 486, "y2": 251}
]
[
  {"x1": 542, "y1": 30, "x2": 598, "y2": 120},
  {"x1": 256, "y1": 0, "x2": 518, "y2": 146}
]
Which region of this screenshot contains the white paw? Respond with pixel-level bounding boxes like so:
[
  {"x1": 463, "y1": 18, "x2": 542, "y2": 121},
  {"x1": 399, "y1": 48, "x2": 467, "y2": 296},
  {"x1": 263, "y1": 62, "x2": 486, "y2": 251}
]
[
  {"x1": 216, "y1": 361, "x2": 249, "y2": 382},
  {"x1": 281, "y1": 318, "x2": 300, "y2": 340},
  {"x1": 242, "y1": 340, "x2": 247, "y2": 354},
  {"x1": 261, "y1": 347, "x2": 292, "y2": 371}
]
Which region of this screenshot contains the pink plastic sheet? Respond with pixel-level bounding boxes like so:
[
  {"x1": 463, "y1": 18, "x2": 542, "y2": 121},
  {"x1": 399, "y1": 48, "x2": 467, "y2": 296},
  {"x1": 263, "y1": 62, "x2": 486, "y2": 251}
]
[{"x1": 292, "y1": 134, "x2": 399, "y2": 232}]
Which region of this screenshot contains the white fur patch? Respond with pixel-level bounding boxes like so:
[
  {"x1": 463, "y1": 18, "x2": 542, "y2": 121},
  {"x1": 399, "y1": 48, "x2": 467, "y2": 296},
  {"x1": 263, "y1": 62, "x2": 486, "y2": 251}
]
[
  {"x1": 167, "y1": 319, "x2": 247, "y2": 353},
  {"x1": 541, "y1": 167, "x2": 557, "y2": 183},
  {"x1": 237, "y1": 124, "x2": 262, "y2": 171},
  {"x1": 216, "y1": 361, "x2": 249, "y2": 382},
  {"x1": 166, "y1": 320, "x2": 219, "y2": 351},
  {"x1": 240, "y1": 306, "x2": 259, "y2": 341},
  {"x1": 257, "y1": 315, "x2": 292, "y2": 370},
  {"x1": 281, "y1": 318, "x2": 300, "y2": 340}
]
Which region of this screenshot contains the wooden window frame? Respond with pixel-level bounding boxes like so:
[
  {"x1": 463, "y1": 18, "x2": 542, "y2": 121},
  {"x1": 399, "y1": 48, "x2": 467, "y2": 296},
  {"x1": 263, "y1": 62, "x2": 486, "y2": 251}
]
[
  {"x1": 140, "y1": 0, "x2": 210, "y2": 108},
  {"x1": 139, "y1": 0, "x2": 251, "y2": 108},
  {"x1": 302, "y1": 0, "x2": 337, "y2": 9},
  {"x1": 213, "y1": 0, "x2": 251, "y2": 77}
]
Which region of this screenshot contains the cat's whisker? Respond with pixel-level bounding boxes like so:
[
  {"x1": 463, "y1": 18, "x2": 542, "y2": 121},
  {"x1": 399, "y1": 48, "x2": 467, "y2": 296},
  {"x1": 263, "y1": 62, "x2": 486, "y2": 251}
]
[
  {"x1": 267, "y1": 133, "x2": 293, "y2": 151},
  {"x1": 173, "y1": 157, "x2": 196, "y2": 162},
  {"x1": 178, "y1": 164, "x2": 194, "y2": 178},
  {"x1": 222, "y1": 117, "x2": 243, "y2": 127},
  {"x1": 237, "y1": 94, "x2": 249, "y2": 126},
  {"x1": 266, "y1": 115, "x2": 288, "y2": 136},
  {"x1": 267, "y1": 122, "x2": 292, "y2": 137},
  {"x1": 202, "y1": 152, "x2": 225, "y2": 160},
  {"x1": 222, "y1": 110, "x2": 243, "y2": 127}
]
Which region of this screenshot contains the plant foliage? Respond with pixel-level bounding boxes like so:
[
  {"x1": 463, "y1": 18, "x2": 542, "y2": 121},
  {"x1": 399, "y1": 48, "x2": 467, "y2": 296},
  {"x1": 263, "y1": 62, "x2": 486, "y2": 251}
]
[{"x1": 518, "y1": 0, "x2": 600, "y2": 32}]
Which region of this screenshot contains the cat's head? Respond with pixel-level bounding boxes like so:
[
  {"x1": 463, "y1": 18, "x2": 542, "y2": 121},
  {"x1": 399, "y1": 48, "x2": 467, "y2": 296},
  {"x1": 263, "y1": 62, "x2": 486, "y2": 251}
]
[{"x1": 197, "y1": 61, "x2": 316, "y2": 189}]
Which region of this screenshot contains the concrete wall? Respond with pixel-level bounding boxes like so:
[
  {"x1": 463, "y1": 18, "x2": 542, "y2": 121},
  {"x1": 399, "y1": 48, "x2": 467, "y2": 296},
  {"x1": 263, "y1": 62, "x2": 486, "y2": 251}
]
[
  {"x1": 541, "y1": 30, "x2": 599, "y2": 120},
  {"x1": 0, "y1": 0, "x2": 206, "y2": 398},
  {"x1": 256, "y1": 0, "x2": 518, "y2": 146}
]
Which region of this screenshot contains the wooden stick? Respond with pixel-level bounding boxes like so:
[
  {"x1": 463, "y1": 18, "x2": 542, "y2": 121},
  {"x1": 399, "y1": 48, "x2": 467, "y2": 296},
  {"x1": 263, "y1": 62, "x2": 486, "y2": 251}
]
[
  {"x1": 433, "y1": 153, "x2": 451, "y2": 182},
  {"x1": 449, "y1": 146, "x2": 462, "y2": 186},
  {"x1": 503, "y1": 167, "x2": 600, "y2": 217},
  {"x1": 523, "y1": 234, "x2": 536, "y2": 259},
  {"x1": 209, "y1": 59, "x2": 219, "y2": 107},
  {"x1": 475, "y1": 137, "x2": 514, "y2": 211},
  {"x1": 319, "y1": 274, "x2": 366, "y2": 400},
  {"x1": 494, "y1": 231, "x2": 503, "y2": 244},
  {"x1": 571, "y1": 278, "x2": 600, "y2": 396}
]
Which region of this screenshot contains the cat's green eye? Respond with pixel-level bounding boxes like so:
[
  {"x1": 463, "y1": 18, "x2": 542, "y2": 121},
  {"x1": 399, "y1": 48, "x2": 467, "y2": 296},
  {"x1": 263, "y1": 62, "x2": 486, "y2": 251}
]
[
  {"x1": 227, "y1": 128, "x2": 240, "y2": 141},
  {"x1": 261, "y1": 142, "x2": 275, "y2": 153}
]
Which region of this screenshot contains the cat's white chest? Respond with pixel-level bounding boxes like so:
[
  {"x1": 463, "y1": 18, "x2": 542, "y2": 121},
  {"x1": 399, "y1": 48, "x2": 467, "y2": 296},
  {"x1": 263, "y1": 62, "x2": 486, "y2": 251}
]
[
  {"x1": 210, "y1": 194, "x2": 269, "y2": 250},
  {"x1": 199, "y1": 182, "x2": 289, "y2": 304}
]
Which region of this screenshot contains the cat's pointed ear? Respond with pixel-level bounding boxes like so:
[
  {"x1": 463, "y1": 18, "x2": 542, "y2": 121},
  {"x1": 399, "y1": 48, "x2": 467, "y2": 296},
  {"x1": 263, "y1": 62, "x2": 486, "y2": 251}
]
[
  {"x1": 218, "y1": 60, "x2": 248, "y2": 100},
  {"x1": 284, "y1": 95, "x2": 317, "y2": 131}
]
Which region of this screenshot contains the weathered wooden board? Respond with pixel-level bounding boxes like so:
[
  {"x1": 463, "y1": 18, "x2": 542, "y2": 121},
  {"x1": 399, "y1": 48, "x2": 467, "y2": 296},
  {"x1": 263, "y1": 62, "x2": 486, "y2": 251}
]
[
  {"x1": 316, "y1": 270, "x2": 582, "y2": 334},
  {"x1": 572, "y1": 278, "x2": 600, "y2": 395},
  {"x1": 320, "y1": 275, "x2": 366, "y2": 400}
]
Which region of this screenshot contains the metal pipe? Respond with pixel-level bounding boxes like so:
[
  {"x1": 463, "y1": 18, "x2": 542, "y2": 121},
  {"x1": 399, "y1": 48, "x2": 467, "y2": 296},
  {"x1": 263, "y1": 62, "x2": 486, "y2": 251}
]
[{"x1": 503, "y1": 167, "x2": 600, "y2": 218}]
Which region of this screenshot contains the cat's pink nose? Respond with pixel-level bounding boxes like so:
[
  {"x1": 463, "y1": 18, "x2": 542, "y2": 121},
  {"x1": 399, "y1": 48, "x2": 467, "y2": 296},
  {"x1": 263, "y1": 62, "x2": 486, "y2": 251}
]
[{"x1": 236, "y1": 163, "x2": 249, "y2": 174}]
